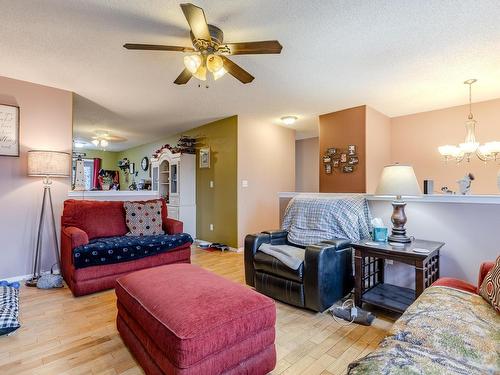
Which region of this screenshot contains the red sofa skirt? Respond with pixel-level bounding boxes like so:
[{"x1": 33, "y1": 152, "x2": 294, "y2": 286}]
[{"x1": 64, "y1": 246, "x2": 191, "y2": 296}]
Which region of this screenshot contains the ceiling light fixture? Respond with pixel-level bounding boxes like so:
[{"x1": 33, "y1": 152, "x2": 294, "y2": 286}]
[
  {"x1": 281, "y1": 116, "x2": 298, "y2": 125},
  {"x1": 438, "y1": 79, "x2": 500, "y2": 163}
]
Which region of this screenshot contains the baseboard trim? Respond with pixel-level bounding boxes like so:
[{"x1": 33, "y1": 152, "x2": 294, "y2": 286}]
[{"x1": 2, "y1": 271, "x2": 52, "y2": 283}]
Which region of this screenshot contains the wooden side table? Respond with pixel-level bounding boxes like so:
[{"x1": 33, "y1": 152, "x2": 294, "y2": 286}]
[{"x1": 352, "y1": 239, "x2": 444, "y2": 313}]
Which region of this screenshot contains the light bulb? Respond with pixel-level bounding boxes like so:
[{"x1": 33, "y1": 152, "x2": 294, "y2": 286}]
[
  {"x1": 100, "y1": 139, "x2": 109, "y2": 148},
  {"x1": 193, "y1": 65, "x2": 207, "y2": 81},
  {"x1": 92, "y1": 139, "x2": 99, "y2": 146},
  {"x1": 281, "y1": 116, "x2": 298, "y2": 125},
  {"x1": 213, "y1": 67, "x2": 226, "y2": 80},
  {"x1": 206, "y1": 54, "x2": 224, "y2": 73},
  {"x1": 183, "y1": 54, "x2": 202, "y2": 74},
  {"x1": 459, "y1": 141, "x2": 479, "y2": 154},
  {"x1": 485, "y1": 141, "x2": 500, "y2": 153}
]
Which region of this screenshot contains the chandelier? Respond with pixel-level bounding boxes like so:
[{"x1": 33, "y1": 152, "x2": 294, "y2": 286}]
[{"x1": 438, "y1": 79, "x2": 500, "y2": 163}]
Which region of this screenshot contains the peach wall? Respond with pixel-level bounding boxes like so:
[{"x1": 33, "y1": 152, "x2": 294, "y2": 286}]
[
  {"x1": 365, "y1": 106, "x2": 392, "y2": 193},
  {"x1": 237, "y1": 116, "x2": 295, "y2": 247},
  {"x1": 295, "y1": 137, "x2": 319, "y2": 192},
  {"x1": 391, "y1": 98, "x2": 500, "y2": 194},
  {"x1": 0, "y1": 76, "x2": 72, "y2": 279}
]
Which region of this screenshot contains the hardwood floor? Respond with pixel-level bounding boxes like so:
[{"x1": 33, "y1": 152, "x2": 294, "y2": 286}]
[{"x1": 0, "y1": 248, "x2": 395, "y2": 375}]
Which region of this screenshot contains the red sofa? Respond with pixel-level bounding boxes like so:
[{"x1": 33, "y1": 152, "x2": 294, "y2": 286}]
[
  {"x1": 432, "y1": 261, "x2": 495, "y2": 294},
  {"x1": 61, "y1": 199, "x2": 192, "y2": 296}
]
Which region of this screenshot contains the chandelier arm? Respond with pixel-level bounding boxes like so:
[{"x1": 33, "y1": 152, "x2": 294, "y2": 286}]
[{"x1": 475, "y1": 149, "x2": 491, "y2": 162}]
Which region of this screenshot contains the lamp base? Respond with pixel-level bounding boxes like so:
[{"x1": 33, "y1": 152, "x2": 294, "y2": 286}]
[{"x1": 389, "y1": 200, "x2": 412, "y2": 243}]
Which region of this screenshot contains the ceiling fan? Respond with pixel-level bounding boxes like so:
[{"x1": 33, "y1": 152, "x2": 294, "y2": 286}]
[{"x1": 123, "y1": 3, "x2": 282, "y2": 84}]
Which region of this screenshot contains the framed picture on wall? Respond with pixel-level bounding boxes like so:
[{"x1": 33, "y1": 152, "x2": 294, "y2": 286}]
[
  {"x1": 129, "y1": 162, "x2": 135, "y2": 174},
  {"x1": 0, "y1": 104, "x2": 20, "y2": 157},
  {"x1": 199, "y1": 147, "x2": 210, "y2": 168}
]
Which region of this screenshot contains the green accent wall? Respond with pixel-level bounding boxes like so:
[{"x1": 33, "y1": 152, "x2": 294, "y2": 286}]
[
  {"x1": 81, "y1": 149, "x2": 120, "y2": 171},
  {"x1": 118, "y1": 116, "x2": 238, "y2": 247}
]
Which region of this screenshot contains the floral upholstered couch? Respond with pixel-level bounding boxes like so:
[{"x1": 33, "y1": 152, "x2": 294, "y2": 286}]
[{"x1": 348, "y1": 262, "x2": 499, "y2": 375}]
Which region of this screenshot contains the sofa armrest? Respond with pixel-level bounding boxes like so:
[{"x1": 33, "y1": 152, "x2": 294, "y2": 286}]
[
  {"x1": 303, "y1": 239, "x2": 353, "y2": 312},
  {"x1": 244, "y1": 230, "x2": 289, "y2": 287},
  {"x1": 60, "y1": 227, "x2": 89, "y2": 282},
  {"x1": 164, "y1": 218, "x2": 183, "y2": 235},
  {"x1": 62, "y1": 226, "x2": 89, "y2": 249},
  {"x1": 478, "y1": 261, "x2": 495, "y2": 291}
]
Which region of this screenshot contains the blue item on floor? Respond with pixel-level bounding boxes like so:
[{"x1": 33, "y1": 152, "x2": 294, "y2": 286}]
[
  {"x1": 0, "y1": 281, "x2": 20, "y2": 289},
  {"x1": 0, "y1": 286, "x2": 21, "y2": 336}
]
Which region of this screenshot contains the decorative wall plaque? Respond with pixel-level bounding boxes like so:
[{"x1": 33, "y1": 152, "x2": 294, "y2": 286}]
[
  {"x1": 0, "y1": 104, "x2": 20, "y2": 157},
  {"x1": 322, "y1": 144, "x2": 358, "y2": 174}
]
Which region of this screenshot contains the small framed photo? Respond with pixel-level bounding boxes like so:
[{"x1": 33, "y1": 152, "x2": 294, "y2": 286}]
[
  {"x1": 348, "y1": 156, "x2": 359, "y2": 165},
  {"x1": 323, "y1": 155, "x2": 332, "y2": 163},
  {"x1": 342, "y1": 165, "x2": 354, "y2": 173},
  {"x1": 199, "y1": 147, "x2": 210, "y2": 168},
  {"x1": 129, "y1": 163, "x2": 135, "y2": 174},
  {"x1": 327, "y1": 148, "x2": 337, "y2": 156},
  {"x1": 340, "y1": 153, "x2": 347, "y2": 163},
  {"x1": 0, "y1": 104, "x2": 20, "y2": 157},
  {"x1": 333, "y1": 160, "x2": 340, "y2": 168},
  {"x1": 325, "y1": 164, "x2": 332, "y2": 174},
  {"x1": 348, "y1": 145, "x2": 356, "y2": 155}
]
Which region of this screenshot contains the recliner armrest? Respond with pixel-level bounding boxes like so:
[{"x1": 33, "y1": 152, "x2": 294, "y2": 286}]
[
  {"x1": 303, "y1": 239, "x2": 353, "y2": 312},
  {"x1": 320, "y1": 238, "x2": 351, "y2": 250},
  {"x1": 244, "y1": 230, "x2": 289, "y2": 287}
]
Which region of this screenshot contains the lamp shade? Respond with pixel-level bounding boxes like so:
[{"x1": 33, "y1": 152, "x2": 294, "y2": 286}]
[
  {"x1": 375, "y1": 164, "x2": 421, "y2": 197},
  {"x1": 27, "y1": 150, "x2": 70, "y2": 177}
]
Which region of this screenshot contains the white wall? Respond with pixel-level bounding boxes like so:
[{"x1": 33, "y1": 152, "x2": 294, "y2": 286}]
[
  {"x1": 237, "y1": 116, "x2": 295, "y2": 247},
  {"x1": 365, "y1": 106, "x2": 391, "y2": 194},
  {"x1": 295, "y1": 137, "x2": 319, "y2": 192},
  {"x1": 0, "y1": 76, "x2": 72, "y2": 279}
]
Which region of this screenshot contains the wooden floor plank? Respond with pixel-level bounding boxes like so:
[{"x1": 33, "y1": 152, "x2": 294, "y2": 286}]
[{"x1": 0, "y1": 247, "x2": 393, "y2": 374}]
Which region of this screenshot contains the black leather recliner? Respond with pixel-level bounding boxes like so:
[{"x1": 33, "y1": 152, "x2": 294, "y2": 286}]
[{"x1": 244, "y1": 230, "x2": 354, "y2": 312}]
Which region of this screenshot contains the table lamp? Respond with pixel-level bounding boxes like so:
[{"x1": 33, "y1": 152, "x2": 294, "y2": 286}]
[
  {"x1": 26, "y1": 150, "x2": 70, "y2": 286},
  {"x1": 375, "y1": 164, "x2": 422, "y2": 243}
]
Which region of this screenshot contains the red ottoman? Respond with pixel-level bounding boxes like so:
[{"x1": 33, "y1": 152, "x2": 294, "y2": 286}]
[{"x1": 115, "y1": 264, "x2": 276, "y2": 375}]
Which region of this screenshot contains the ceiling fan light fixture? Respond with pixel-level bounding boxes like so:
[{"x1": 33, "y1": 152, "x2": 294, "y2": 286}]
[
  {"x1": 91, "y1": 139, "x2": 99, "y2": 147},
  {"x1": 206, "y1": 54, "x2": 224, "y2": 73},
  {"x1": 193, "y1": 64, "x2": 207, "y2": 81},
  {"x1": 212, "y1": 67, "x2": 226, "y2": 80},
  {"x1": 100, "y1": 139, "x2": 109, "y2": 148},
  {"x1": 281, "y1": 116, "x2": 298, "y2": 125},
  {"x1": 183, "y1": 54, "x2": 202, "y2": 74}
]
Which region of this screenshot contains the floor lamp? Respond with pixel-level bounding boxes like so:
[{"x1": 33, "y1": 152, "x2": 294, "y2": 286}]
[{"x1": 26, "y1": 150, "x2": 71, "y2": 287}]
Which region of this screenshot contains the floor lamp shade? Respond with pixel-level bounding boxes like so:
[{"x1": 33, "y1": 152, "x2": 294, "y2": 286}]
[
  {"x1": 28, "y1": 150, "x2": 70, "y2": 177},
  {"x1": 375, "y1": 164, "x2": 421, "y2": 243}
]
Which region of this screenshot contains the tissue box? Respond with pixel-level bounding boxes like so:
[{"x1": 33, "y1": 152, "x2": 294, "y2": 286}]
[{"x1": 372, "y1": 227, "x2": 388, "y2": 242}]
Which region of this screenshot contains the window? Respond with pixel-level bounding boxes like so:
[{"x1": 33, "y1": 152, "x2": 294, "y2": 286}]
[{"x1": 72, "y1": 158, "x2": 95, "y2": 190}]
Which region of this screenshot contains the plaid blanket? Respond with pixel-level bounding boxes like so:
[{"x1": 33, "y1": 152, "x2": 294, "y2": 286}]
[{"x1": 281, "y1": 196, "x2": 372, "y2": 246}]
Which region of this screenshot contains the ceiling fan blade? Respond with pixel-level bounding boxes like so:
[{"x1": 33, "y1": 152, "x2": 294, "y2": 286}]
[
  {"x1": 219, "y1": 40, "x2": 283, "y2": 55},
  {"x1": 174, "y1": 68, "x2": 193, "y2": 85},
  {"x1": 123, "y1": 43, "x2": 194, "y2": 52},
  {"x1": 221, "y1": 57, "x2": 254, "y2": 84},
  {"x1": 180, "y1": 3, "x2": 211, "y2": 42}
]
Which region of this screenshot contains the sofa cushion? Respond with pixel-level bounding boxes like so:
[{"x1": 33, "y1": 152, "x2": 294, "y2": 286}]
[
  {"x1": 253, "y1": 251, "x2": 303, "y2": 282},
  {"x1": 479, "y1": 256, "x2": 500, "y2": 312},
  {"x1": 115, "y1": 264, "x2": 276, "y2": 369},
  {"x1": 124, "y1": 200, "x2": 164, "y2": 236},
  {"x1": 73, "y1": 233, "x2": 193, "y2": 269},
  {"x1": 0, "y1": 286, "x2": 20, "y2": 336},
  {"x1": 62, "y1": 199, "x2": 129, "y2": 240}
]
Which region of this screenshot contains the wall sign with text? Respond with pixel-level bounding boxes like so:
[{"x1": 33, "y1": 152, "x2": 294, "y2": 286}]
[{"x1": 0, "y1": 104, "x2": 20, "y2": 157}]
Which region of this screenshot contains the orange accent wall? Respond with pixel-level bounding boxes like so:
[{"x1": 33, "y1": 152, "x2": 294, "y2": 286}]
[{"x1": 319, "y1": 105, "x2": 367, "y2": 193}]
